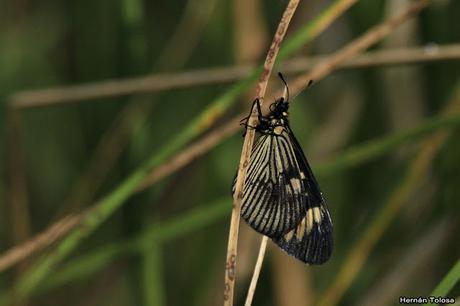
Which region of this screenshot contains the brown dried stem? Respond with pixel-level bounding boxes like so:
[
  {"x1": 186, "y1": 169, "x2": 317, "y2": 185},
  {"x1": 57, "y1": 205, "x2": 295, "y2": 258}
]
[
  {"x1": 223, "y1": 1, "x2": 300, "y2": 305},
  {"x1": 244, "y1": 236, "x2": 268, "y2": 306},
  {"x1": 0, "y1": 213, "x2": 83, "y2": 273},
  {"x1": 10, "y1": 43, "x2": 460, "y2": 109}
]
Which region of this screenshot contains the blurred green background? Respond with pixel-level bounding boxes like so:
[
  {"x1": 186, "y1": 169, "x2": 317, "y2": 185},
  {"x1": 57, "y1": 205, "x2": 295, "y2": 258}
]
[{"x1": 1, "y1": 0, "x2": 459, "y2": 305}]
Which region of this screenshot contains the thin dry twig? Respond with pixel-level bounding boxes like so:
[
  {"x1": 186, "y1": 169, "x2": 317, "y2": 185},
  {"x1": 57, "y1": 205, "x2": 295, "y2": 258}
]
[
  {"x1": 223, "y1": 1, "x2": 300, "y2": 305},
  {"x1": 244, "y1": 236, "x2": 268, "y2": 306},
  {"x1": 10, "y1": 43, "x2": 460, "y2": 109},
  {"x1": 0, "y1": 213, "x2": 83, "y2": 273}
]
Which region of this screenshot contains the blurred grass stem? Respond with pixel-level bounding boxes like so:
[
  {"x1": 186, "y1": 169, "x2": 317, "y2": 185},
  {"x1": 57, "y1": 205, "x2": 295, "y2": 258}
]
[
  {"x1": 9, "y1": 43, "x2": 460, "y2": 109},
  {"x1": 430, "y1": 259, "x2": 460, "y2": 297}
]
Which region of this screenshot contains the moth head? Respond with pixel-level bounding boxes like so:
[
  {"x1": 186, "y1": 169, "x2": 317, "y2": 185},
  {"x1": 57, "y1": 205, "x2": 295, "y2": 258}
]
[{"x1": 270, "y1": 98, "x2": 289, "y2": 119}]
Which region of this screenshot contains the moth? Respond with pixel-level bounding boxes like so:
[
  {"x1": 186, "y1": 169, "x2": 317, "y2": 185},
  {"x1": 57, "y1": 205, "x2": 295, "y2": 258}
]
[{"x1": 232, "y1": 73, "x2": 333, "y2": 264}]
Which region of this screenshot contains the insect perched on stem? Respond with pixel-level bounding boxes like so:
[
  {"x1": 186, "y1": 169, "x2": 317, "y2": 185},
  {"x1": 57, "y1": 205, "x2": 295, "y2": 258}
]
[{"x1": 232, "y1": 73, "x2": 333, "y2": 264}]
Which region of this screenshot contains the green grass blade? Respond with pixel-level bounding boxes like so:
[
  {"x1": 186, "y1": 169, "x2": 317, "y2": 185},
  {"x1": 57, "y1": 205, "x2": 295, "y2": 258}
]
[
  {"x1": 38, "y1": 242, "x2": 135, "y2": 293},
  {"x1": 141, "y1": 235, "x2": 165, "y2": 306},
  {"x1": 431, "y1": 259, "x2": 460, "y2": 297},
  {"x1": 316, "y1": 111, "x2": 460, "y2": 177}
]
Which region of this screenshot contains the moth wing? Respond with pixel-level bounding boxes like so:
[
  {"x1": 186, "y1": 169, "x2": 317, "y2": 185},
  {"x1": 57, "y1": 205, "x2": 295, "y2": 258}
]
[
  {"x1": 272, "y1": 125, "x2": 333, "y2": 264},
  {"x1": 232, "y1": 130, "x2": 308, "y2": 237},
  {"x1": 272, "y1": 204, "x2": 333, "y2": 264}
]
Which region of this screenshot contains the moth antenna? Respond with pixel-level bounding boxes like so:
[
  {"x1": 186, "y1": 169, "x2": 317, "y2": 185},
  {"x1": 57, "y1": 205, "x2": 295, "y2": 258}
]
[
  {"x1": 292, "y1": 79, "x2": 314, "y2": 100},
  {"x1": 278, "y1": 72, "x2": 290, "y2": 102}
]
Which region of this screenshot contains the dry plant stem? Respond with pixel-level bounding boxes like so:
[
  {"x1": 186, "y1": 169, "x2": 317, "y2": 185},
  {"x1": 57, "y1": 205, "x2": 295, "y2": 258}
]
[
  {"x1": 11, "y1": 42, "x2": 460, "y2": 108},
  {"x1": 243, "y1": 73, "x2": 289, "y2": 306},
  {"x1": 223, "y1": 1, "x2": 300, "y2": 305},
  {"x1": 0, "y1": 214, "x2": 82, "y2": 273},
  {"x1": 244, "y1": 236, "x2": 268, "y2": 306}
]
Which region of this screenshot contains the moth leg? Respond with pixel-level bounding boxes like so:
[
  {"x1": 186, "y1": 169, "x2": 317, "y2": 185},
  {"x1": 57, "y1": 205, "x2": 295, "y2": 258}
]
[{"x1": 240, "y1": 98, "x2": 264, "y2": 136}]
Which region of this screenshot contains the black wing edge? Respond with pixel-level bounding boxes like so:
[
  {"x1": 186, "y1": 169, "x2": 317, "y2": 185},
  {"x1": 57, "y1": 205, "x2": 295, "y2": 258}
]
[
  {"x1": 272, "y1": 204, "x2": 333, "y2": 264},
  {"x1": 285, "y1": 124, "x2": 325, "y2": 205}
]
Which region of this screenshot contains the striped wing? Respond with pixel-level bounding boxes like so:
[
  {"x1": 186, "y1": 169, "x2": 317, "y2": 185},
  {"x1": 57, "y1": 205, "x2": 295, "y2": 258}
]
[
  {"x1": 272, "y1": 126, "x2": 333, "y2": 264},
  {"x1": 272, "y1": 204, "x2": 333, "y2": 264},
  {"x1": 232, "y1": 128, "x2": 309, "y2": 237}
]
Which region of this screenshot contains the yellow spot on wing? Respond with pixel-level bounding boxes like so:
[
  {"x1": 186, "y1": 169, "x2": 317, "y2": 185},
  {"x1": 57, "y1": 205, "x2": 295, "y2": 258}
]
[
  {"x1": 313, "y1": 207, "x2": 322, "y2": 223},
  {"x1": 290, "y1": 178, "x2": 301, "y2": 192},
  {"x1": 296, "y1": 217, "x2": 306, "y2": 240},
  {"x1": 286, "y1": 184, "x2": 293, "y2": 195},
  {"x1": 284, "y1": 230, "x2": 294, "y2": 242},
  {"x1": 306, "y1": 209, "x2": 314, "y2": 233}
]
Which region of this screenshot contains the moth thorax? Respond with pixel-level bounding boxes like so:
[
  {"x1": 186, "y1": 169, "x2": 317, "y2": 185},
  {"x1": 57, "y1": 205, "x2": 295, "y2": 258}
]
[{"x1": 273, "y1": 126, "x2": 284, "y2": 135}]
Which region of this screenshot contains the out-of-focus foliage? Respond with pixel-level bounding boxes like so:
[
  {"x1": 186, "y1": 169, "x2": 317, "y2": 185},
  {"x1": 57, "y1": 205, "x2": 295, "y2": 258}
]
[{"x1": 0, "y1": 1, "x2": 459, "y2": 306}]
